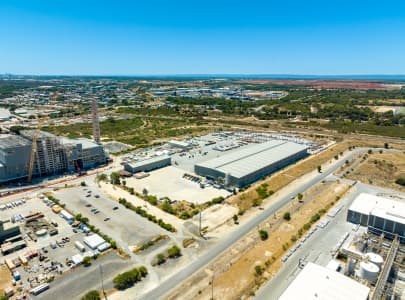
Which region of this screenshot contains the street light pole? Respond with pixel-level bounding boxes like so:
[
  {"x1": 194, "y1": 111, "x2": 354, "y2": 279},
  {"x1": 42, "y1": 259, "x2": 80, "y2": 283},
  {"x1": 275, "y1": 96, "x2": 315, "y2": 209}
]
[{"x1": 100, "y1": 264, "x2": 107, "y2": 300}]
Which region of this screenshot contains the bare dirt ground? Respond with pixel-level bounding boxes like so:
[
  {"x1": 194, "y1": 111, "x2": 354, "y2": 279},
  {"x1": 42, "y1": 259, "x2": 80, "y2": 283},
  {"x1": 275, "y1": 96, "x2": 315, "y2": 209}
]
[
  {"x1": 167, "y1": 181, "x2": 351, "y2": 300},
  {"x1": 346, "y1": 151, "x2": 405, "y2": 192},
  {"x1": 0, "y1": 265, "x2": 12, "y2": 295}
]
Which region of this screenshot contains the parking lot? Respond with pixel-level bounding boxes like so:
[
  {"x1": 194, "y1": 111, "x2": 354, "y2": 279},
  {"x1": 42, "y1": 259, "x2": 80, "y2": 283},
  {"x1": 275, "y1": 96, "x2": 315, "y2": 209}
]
[
  {"x1": 124, "y1": 166, "x2": 230, "y2": 204},
  {"x1": 53, "y1": 186, "x2": 168, "y2": 248}
]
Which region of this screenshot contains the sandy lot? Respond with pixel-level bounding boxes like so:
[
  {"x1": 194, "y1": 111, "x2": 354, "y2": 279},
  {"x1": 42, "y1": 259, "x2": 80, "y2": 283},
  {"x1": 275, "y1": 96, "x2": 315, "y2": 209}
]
[
  {"x1": 125, "y1": 166, "x2": 230, "y2": 204},
  {"x1": 347, "y1": 151, "x2": 405, "y2": 192},
  {"x1": 167, "y1": 181, "x2": 351, "y2": 300}
]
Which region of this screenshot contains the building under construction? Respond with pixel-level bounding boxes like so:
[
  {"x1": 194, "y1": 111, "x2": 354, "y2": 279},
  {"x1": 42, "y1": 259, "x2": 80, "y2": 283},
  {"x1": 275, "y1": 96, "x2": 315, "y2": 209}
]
[{"x1": 0, "y1": 131, "x2": 108, "y2": 184}]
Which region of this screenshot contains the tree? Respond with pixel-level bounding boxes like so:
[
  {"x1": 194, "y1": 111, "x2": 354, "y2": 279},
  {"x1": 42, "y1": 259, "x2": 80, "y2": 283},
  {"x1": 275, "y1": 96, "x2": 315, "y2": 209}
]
[
  {"x1": 81, "y1": 290, "x2": 100, "y2": 300},
  {"x1": 122, "y1": 180, "x2": 126, "y2": 187},
  {"x1": 142, "y1": 188, "x2": 148, "y2": 198},
  {"x1": 96, "y1": 173, "x2": 108, "y2": 183},
  {"x1": 297, "y1": 193, "x2": 303, "y2": 201},
  {"x1": 258, "y1": 229, "x2": 268, "y2": 241},
  {"x1": 384, "y1": 142, "x2": 389, "y2": 149},
  {"x1": 317, "y1": 165, "x2": 322, "y2": 173},
  {"x1": 254, "y1": 265, "x2": 263, "y2": 276},
  {"x1": 110, "y1": 172, "x2": 121, "y2": 185},
  {"x1": 82, "y1": 256, "x2": 91, "y2": 266},
  {"x1": 80, "y1": 181, "x2": 86, "y2": 187},
  {"x1": 283, "y1": 212, "x2": 291, "y2": 221},
  {"x1": 233, "y1": 214, "x2": 238, "y2": 224},
  {"x1": 156, "y1": 253, "x2": 166, "y2": 265},
  {"x1": 167, "y1": 245, "x2": 181, "y2": 258}
]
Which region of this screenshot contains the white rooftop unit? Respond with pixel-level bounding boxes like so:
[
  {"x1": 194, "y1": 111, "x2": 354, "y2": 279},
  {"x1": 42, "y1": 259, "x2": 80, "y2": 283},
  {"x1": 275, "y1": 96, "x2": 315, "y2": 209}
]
[
  {"x1": 279, "y1": 262, "x2": 370, "y2": 300},
  {"x1": 71, "y1": 254, "x2": 83, "y2": 266},
  {"x1": 83, "y1": 234, "x2": 105, "y2": 250}
]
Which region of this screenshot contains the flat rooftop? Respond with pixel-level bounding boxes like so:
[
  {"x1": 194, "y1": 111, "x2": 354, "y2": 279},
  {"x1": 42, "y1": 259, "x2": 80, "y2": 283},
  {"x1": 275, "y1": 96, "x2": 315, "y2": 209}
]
[
  {"x1": 0, "y1": 134, "x2": 31, "y2": 149},
  {"x1": 279, "y1": 262, "x2": 370, "y2": 300},
  {"x1": 196, "y1": 140, "x2": 308, "y2": 178},
  {"x1": 349, "y1": 193, "x2": 405, "y2": 224},
  {"x1": 126, "y1": 155, "x2": 170, "y2": 169}
]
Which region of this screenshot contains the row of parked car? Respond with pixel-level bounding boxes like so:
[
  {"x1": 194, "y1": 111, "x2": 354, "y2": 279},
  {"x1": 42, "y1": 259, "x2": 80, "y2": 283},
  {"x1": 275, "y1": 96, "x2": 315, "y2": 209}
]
[{"x1": 0, "y1": 199, "x2": 26, "y2": 210}]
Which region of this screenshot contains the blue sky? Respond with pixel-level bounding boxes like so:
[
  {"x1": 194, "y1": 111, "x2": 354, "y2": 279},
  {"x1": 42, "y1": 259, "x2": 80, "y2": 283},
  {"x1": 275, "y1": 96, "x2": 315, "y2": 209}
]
[{"x1": 1, "y1": 0, "x2": 404, "y2": 75}]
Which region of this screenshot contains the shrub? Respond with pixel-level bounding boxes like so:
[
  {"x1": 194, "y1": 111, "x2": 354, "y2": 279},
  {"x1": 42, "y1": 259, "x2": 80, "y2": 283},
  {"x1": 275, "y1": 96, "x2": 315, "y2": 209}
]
[
  {"x1": 113, "y1": 266, "x2": 148, "y2": 290},
  {"x1": 254, "y1": 265, "x2": 263, "y2": 276},
  {"x1": 395, "y1": 177, "x2": 405, "y2": 187},
  {"x1": 258, "y1": 229, "x2": 268, "y2": 241},
  {"x1": 81, "y1": 290, "x2": 100, "y2": 300},
  {"x1": 283, "y1": 212, "x2": 291, "y2": 221},
  {"x1": 167, "y1": 245, "x2": 181, "y2": 258},
  {"x1": 211, "y1": 196, "x2": 225, "y2": 205},
  {"x1": 156, "y1": 253, "x2": 166, "y2": 265}
]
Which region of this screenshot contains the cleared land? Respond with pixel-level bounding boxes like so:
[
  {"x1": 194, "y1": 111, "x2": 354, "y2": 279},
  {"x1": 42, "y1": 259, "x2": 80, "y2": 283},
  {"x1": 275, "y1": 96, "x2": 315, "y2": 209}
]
[
  {"x1": 346, "y1": 151, "x2": 405, "y2": 192},
  {"x1": 0, "y1": 265, "x2": 12, "y2": 296},
  {"x1": 167, "y1": 181, "x2": 351, "y2": 300}
]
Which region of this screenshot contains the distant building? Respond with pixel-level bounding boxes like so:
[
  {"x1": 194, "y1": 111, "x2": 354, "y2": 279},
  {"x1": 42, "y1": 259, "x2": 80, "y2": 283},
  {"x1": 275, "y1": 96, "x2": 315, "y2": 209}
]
[
  {"x1": 0, "y1": 108, "x2": 11, "y2": 121},
  {"x1": 347, "y1": 193, "x2": 405, "y2": 243},
  {"x1": 168, "y1": 140, "x2": 192, "y2": 150},
  {"x1": 0, "y1": 219, "x2": 21, "y2": 243},
  {"x1": 124, "y1": 155, "x2": 171, "y2": 174},
  {"x1": 0, "y1": 131, "x2": 108, "y2": 184},
  {"x1": 195, "y1": 140, "x2": 308, "y2": 187}
]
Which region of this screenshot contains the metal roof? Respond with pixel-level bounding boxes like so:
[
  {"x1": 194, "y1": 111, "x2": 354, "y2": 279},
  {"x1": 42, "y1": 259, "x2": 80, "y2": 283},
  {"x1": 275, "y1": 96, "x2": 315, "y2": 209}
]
[
  {"x1": 196, "y1": 140, "x2": 307, "y2": 178},
  {"x1": 126, "y1": 155, "x2": 170, "y2": 169},
  {"x1": 0, "y1": 134, "x2": 31, "y2": 149},
  {"x1": 279, "y1": 262, "x2": 370, "y2": 300},
  {"x1": 0, "y1": 108, "x2": 11, "y2": 119},
  {"x1": 349, "y1": 193, "x2": 405, "y2": 224}
]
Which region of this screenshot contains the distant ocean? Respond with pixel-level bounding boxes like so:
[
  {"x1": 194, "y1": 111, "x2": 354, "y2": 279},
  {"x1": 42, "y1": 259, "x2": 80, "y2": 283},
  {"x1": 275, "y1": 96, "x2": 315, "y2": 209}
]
[{"x1": 1, "y1": 74, "x2": 405, "y2": 81}]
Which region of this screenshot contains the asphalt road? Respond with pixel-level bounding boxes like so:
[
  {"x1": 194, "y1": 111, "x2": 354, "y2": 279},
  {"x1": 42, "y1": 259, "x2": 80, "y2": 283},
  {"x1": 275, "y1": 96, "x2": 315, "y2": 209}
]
[
  {"x1": 139, "y1": 148, "x2": 368, "y2": 300},
  {"x1": 36, "y1": 252, "x2": 128, "y2": 300}
]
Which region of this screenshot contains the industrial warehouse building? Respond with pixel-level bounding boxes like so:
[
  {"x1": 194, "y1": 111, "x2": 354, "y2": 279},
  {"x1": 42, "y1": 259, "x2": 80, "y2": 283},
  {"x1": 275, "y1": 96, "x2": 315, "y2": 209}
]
[
  {"x1": 279, "y1": 262, "x2": 370, "y2": 300},
  {"x1": 194, "y1": 140, "x2": 308, "y2": 187},
  {"x1": 347, "y1": 193, "x2": 405, "y2": 243},
  {"x1": 124, "y1": 155, "x2": 171, "y2": 174},
  {"x1": 0, "y1": 131, "x2": 108, "y2": 184}
]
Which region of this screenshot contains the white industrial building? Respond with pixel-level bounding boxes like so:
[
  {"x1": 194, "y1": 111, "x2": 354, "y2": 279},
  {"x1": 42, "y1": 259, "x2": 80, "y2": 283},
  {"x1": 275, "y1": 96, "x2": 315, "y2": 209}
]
[
  {"x1": 279, "y1": 262, "x2": 370, "y2": 300},
  {"x1": 168, "y1": 140, "x2": 192, "y2": 149},
  {"x1": 124, "y1": 155, "x2": 171, "y2": 174},
  {"x1": 347, "y1": 193, "x2": 405, "y2": 243},
  {"x1": 195, "y1": 140, "x2": 308, "y2": 187},
  {"x1": 83, "y1": 234, "x2": 105, "y2": 250},
  {"x1": 0, "y1": 108, "x2": 11, "y2": 121}
]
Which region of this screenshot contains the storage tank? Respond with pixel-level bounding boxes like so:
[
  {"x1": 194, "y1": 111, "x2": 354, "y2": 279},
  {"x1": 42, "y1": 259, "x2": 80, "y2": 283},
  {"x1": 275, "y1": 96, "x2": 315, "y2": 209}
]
[
  {"x1": 359, "y1": 261, "x2": 379, "y2": 283},
  {"x1": 346, "y1": 258, "x2": 356, "y2": 275},
  {"x1": 365, "y1": 253, "x2": 384, "y2": 268}
]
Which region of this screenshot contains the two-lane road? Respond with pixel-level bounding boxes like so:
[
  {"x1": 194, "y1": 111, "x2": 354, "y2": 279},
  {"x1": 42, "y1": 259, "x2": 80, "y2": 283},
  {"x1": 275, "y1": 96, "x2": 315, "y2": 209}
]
[{"x1": 139, "y1": 148, "x2": 368, "y2": 300}]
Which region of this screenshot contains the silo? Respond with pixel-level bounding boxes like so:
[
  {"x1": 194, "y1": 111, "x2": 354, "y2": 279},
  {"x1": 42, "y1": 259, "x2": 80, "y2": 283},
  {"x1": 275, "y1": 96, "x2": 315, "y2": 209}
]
[
  {"x1": 346, "y1": 258, "x2": 356, "y2": 275},
  {"x1": 358, "y1": 262, "x2": 380, "y2": 283},
  {"x1": 365, "y1": 253, "x2": 384, "y2": 268}
]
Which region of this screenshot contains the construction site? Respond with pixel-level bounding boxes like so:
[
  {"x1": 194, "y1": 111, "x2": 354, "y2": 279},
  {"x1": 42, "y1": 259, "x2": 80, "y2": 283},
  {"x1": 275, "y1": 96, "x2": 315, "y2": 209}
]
[{"x1": 0, "y1": 99, "x2": 108, "y2": 184}]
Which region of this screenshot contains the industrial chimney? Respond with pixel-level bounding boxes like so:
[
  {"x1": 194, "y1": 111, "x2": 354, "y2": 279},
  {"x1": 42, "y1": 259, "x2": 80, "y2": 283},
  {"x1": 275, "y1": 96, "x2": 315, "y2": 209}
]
[{"x1": 92, "y1": 98, "x2": 101, "y2": 144}]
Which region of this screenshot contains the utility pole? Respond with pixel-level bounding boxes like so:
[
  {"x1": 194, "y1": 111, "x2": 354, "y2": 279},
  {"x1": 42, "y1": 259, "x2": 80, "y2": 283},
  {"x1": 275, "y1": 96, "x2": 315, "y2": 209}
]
[
  {"x1": 100, "y1": 264, "x2": 107, "y2": 300},
  {"x1": 199, "y1": 209, "x2": 202, "y2": 237},
  {"x1": 211, "y1": 273, "x2": 214, "y2": 300}
]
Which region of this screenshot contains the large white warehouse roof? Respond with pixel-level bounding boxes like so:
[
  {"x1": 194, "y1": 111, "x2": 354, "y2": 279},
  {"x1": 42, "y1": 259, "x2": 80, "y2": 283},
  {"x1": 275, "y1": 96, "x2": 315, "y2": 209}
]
[
  {"x1": 196, "y1": 140, "x2": 307, "y2": 179},
  {"x1": 279, "y1": 262, "x2": 370, "y2": 300}
]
